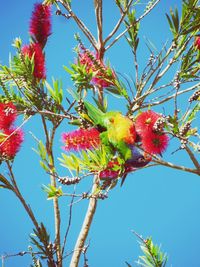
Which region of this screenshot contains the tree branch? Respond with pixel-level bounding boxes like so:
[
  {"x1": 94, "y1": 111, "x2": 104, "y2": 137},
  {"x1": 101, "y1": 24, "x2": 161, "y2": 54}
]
[
  {"x1": 6, "y1": 162, "x2": 40, "y2": 232},
  {"x1": 41, "y1": 118, "x2": 62, "y2": 267},
  {"x1": 138, "y1": 83, "x2": 199, "y2": 110},
  {"x1": 152, "y1": 157, "x2": 200, "y2": 176},
  {"x1": 94, "y1": 0, "x2": 103, "y2": 53},
  {"x1": 61, "y1": 187, "x2": 76, "y2": 257},
  {"x1": 104, "y1": 0, "x2": 134, "y2": 46},
  {"x1": 57, "y1": 0, "x2": 98, "y2": 50},
  {"x1": 185, "y1": 145, "x2": 200, "y2": 171},
  {"x1": 69, "y1": 175, "x2": 99, "y2": 267}
]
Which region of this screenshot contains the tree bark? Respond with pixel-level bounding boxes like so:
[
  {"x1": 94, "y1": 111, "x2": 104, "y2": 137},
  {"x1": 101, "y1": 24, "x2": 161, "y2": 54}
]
[{"x1": 69, "y1": 175, "x2": 99, "y2": 267}]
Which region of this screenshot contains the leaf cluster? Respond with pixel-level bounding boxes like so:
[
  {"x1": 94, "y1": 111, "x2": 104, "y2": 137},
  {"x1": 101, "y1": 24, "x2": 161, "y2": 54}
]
[
  {"x1": 59, "y1": 145, "x2": 112, "y2": 174},
  {"x1": 166, "y1": 0, "x2": 200, "y2": 39},
  {"x1": 42, "y1": 184, "x2": 63, "y2": 199},
  {"x1": 30, "y1": 223, "x2": 56, "y2": 267},
  {"x1": 137, "y1": 237, "x2": 168, "y2": 267}
]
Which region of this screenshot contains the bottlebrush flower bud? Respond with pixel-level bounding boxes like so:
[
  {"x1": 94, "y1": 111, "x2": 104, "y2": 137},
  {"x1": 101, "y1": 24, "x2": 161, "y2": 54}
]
[
  {"x1": 0, "y1": 102, "x2": 17, "y2": 130},
  {"x1": 0, "y1": 128, "x2": 24, "y2": 159},
  {"x1": 22, "y1": 43, "x2": 46, "y2": 80},
  {"x1": 58, "y1": 176, "x2": 81, "y2": 185},
  {"x1": 189, "y1": 89, "x2": 200, "y2": 102},
  {"x1": 62, "y1": 128, "x2": 101, "y2": 151},
  {"x1": 29, "y1": 3, "x2": 52, "y2": 47},
  {"x1": 179, "y1": 122, "x2": 191, "y2": 137}
]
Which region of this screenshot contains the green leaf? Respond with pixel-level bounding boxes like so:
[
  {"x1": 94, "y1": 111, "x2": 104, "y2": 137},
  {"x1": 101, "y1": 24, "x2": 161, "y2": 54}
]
[
  {"x1": 0, "y1": 131, "x2": 8, "y2": 142},
  {"x1": 38, "y1": 140, "x2": 47, "y2": 161},
  {"x1": 39, "y1": 161, "x2": 50, "y2": 172},
  {"x1": 67, "y1": 87, "x2": 79, "y2": 101},
  {"x1": 166, "y1": 13, "x2": 174, "y2": 34},
  {"x1": 68, "y1": 119, "x2": 81, "y2": 126},
  {"x1": 0, "y1": 174, "x2": 13, "y2": 190},
  {"x1": 63, "y1": 65, "x2": 74, "y2": 75},
  {"x1": 59, "y1": 153, "x2": 83, "y2": 172},
  {"x1": 84, "y1": 101, "x2": 105, "y2": 124},
  {"x1": 188, "y1": 102, "x2": 200, "y2": 122},
  {"x1": 42, "y1": 184, "x2": 63, "y2": 200},
  {"x1": 45, "y1": 79, "x2": 63, "y2": 105},
  {"x1": 12, "y1": 37, "x2": 22, "y2": 49}
]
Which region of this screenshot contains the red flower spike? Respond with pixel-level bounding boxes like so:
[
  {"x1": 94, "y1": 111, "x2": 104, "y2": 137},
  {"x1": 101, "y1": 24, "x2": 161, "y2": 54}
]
[
  {"x1": 0, "y1": 102, "x2": 17, "y2": 130},
  {"x1": 99, "y1": 169, "x2": 120, "y2": 180},
  {"x1": 22, "y1": 43, "x2": 46, "y2": 80},
  {"x1": 141, "y1": 131, "x2": 169, "y2": 155},
  {"x1": 135, "y1": 110, "x2": 161, "y2": 137},
  {"x1": 29, "y1": 3, "x2": 51, "y2": 47},
  {"x1": 194, "y1": 36, "x2": 200, "y2": 50},
  {"x1": 78, "y1": 52, "x2": 94, "y2": 72},
  {"x1": 62, "y1": 128, "x2": 101, "y2": 151},
  {"x1": 0, "y1": 128, "x2": 24, "y2": 159},
  {"x1": 78, "y1": 50, "x2": 115, "y2": 88},
  {"x1": 99, "y1": 160, "x2": 120, "y2": 180}
]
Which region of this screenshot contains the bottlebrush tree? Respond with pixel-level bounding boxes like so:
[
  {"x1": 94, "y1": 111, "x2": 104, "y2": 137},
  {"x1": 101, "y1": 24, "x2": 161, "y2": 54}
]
[{"x1": 0, "y1": 0, "x2": 200, "y2": 267}]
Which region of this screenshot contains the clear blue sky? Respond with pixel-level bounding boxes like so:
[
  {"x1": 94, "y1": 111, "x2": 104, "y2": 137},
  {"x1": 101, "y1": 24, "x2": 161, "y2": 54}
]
[{"x1": 1, "y1": 1, "x2": 200, "y2": 267}]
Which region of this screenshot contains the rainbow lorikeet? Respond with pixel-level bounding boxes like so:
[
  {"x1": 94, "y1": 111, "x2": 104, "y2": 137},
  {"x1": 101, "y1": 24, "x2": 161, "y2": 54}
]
[
  {"x1": 84, "y1": 101, "x2": 136, "y2": 160},
  {"x1": 84, "y1": 101, "x2": 151, "y2": 185}
]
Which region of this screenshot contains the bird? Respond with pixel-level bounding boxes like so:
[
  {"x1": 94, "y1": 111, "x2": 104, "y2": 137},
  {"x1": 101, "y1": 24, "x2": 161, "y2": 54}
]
[
  {"x1": 84, "y1": 101, "x2": 136, "y2": 160},
  {"x1": 121, "y1": 145, "x2": 151, "y2": 186}
]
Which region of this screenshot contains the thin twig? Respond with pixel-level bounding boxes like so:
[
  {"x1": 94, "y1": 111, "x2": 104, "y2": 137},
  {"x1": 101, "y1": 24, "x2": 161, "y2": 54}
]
[
  {"x1": 0, "y1": 116, "x2": 32, "y2": 148},
  {"x1": 61, "y1": 187, "x2": 76, "y2": 257},
  {"x1": 104, "y1": 0, "x2": 134, "y2": 46},
  {"x1": 185, "y1": 145, "x2": 200, "y2": 171},
  {"x1": 105, "y1": 0, "x2": 161, "y2": 51},
  {"x1": 6, "y1": 162, "x2": 40, "y2": 232},
  {"x1": 41, "y1": 118, "x2": 62, "y2": 267},
  {"x1": 139, "y1": 84, "x2": 199, "y2": 110},
  {"x1": 57, "y1": 0, "x2": 98, "y2": 49},
  {"x1": 152, "y1": 157, "x2": 200, "y2": 175}
]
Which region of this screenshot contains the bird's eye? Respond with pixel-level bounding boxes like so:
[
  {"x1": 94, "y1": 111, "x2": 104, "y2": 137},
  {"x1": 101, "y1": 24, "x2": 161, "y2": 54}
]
[{"x1": 138, "y1": 157, "x2": 145, "y2": 162}]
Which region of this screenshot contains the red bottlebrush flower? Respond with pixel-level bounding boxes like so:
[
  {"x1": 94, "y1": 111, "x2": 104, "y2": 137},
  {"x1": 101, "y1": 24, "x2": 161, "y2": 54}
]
[
  {"x1": 78, "y1": 51, "x2": 94, "y2": 71},
  {"x1": 92, "y1": 70, "x2": 115, "y2": 88},
  {"x1": 78, "y1": 50, "x2": 115, "y2": 88},
  {"x1": 29, "y1": 3, "x2": 51, "y2": 47},
  {"x1": 99, "y1": 169, "x2": 120, "y2": 180},
  {"x1": 135, "y1": 110, "x2": 161, "y2": 137},
  {"x1": 0, "y1": 102, "x2": 17, "y2": 130},
  {"x1": 62, "y1": 128, "x2": 101, "y2": 151},
  {"x1": 0, "y1": 128, "x2": 24, "y2": 159},
  {"x1": 141, "y1": 131, "x2": 169, "y2": 155},
  {"x1": 22, "y1": 43, "x2": 46, "y2": 80},
  {"x1": 194, "y1": 36, "x2": 200, "y2": 50},
  {"x1": 99, "y1": 160, "x2": 120, "y2": 180}
]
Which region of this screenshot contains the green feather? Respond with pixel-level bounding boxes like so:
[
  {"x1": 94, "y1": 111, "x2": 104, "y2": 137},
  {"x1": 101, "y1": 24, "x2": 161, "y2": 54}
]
[
  {"x1": 115, "y1": 141, "x2": 132, "y2": 160},
  {"x1": 84, "y1": 101, "x2": 105, "y2": 125}
]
